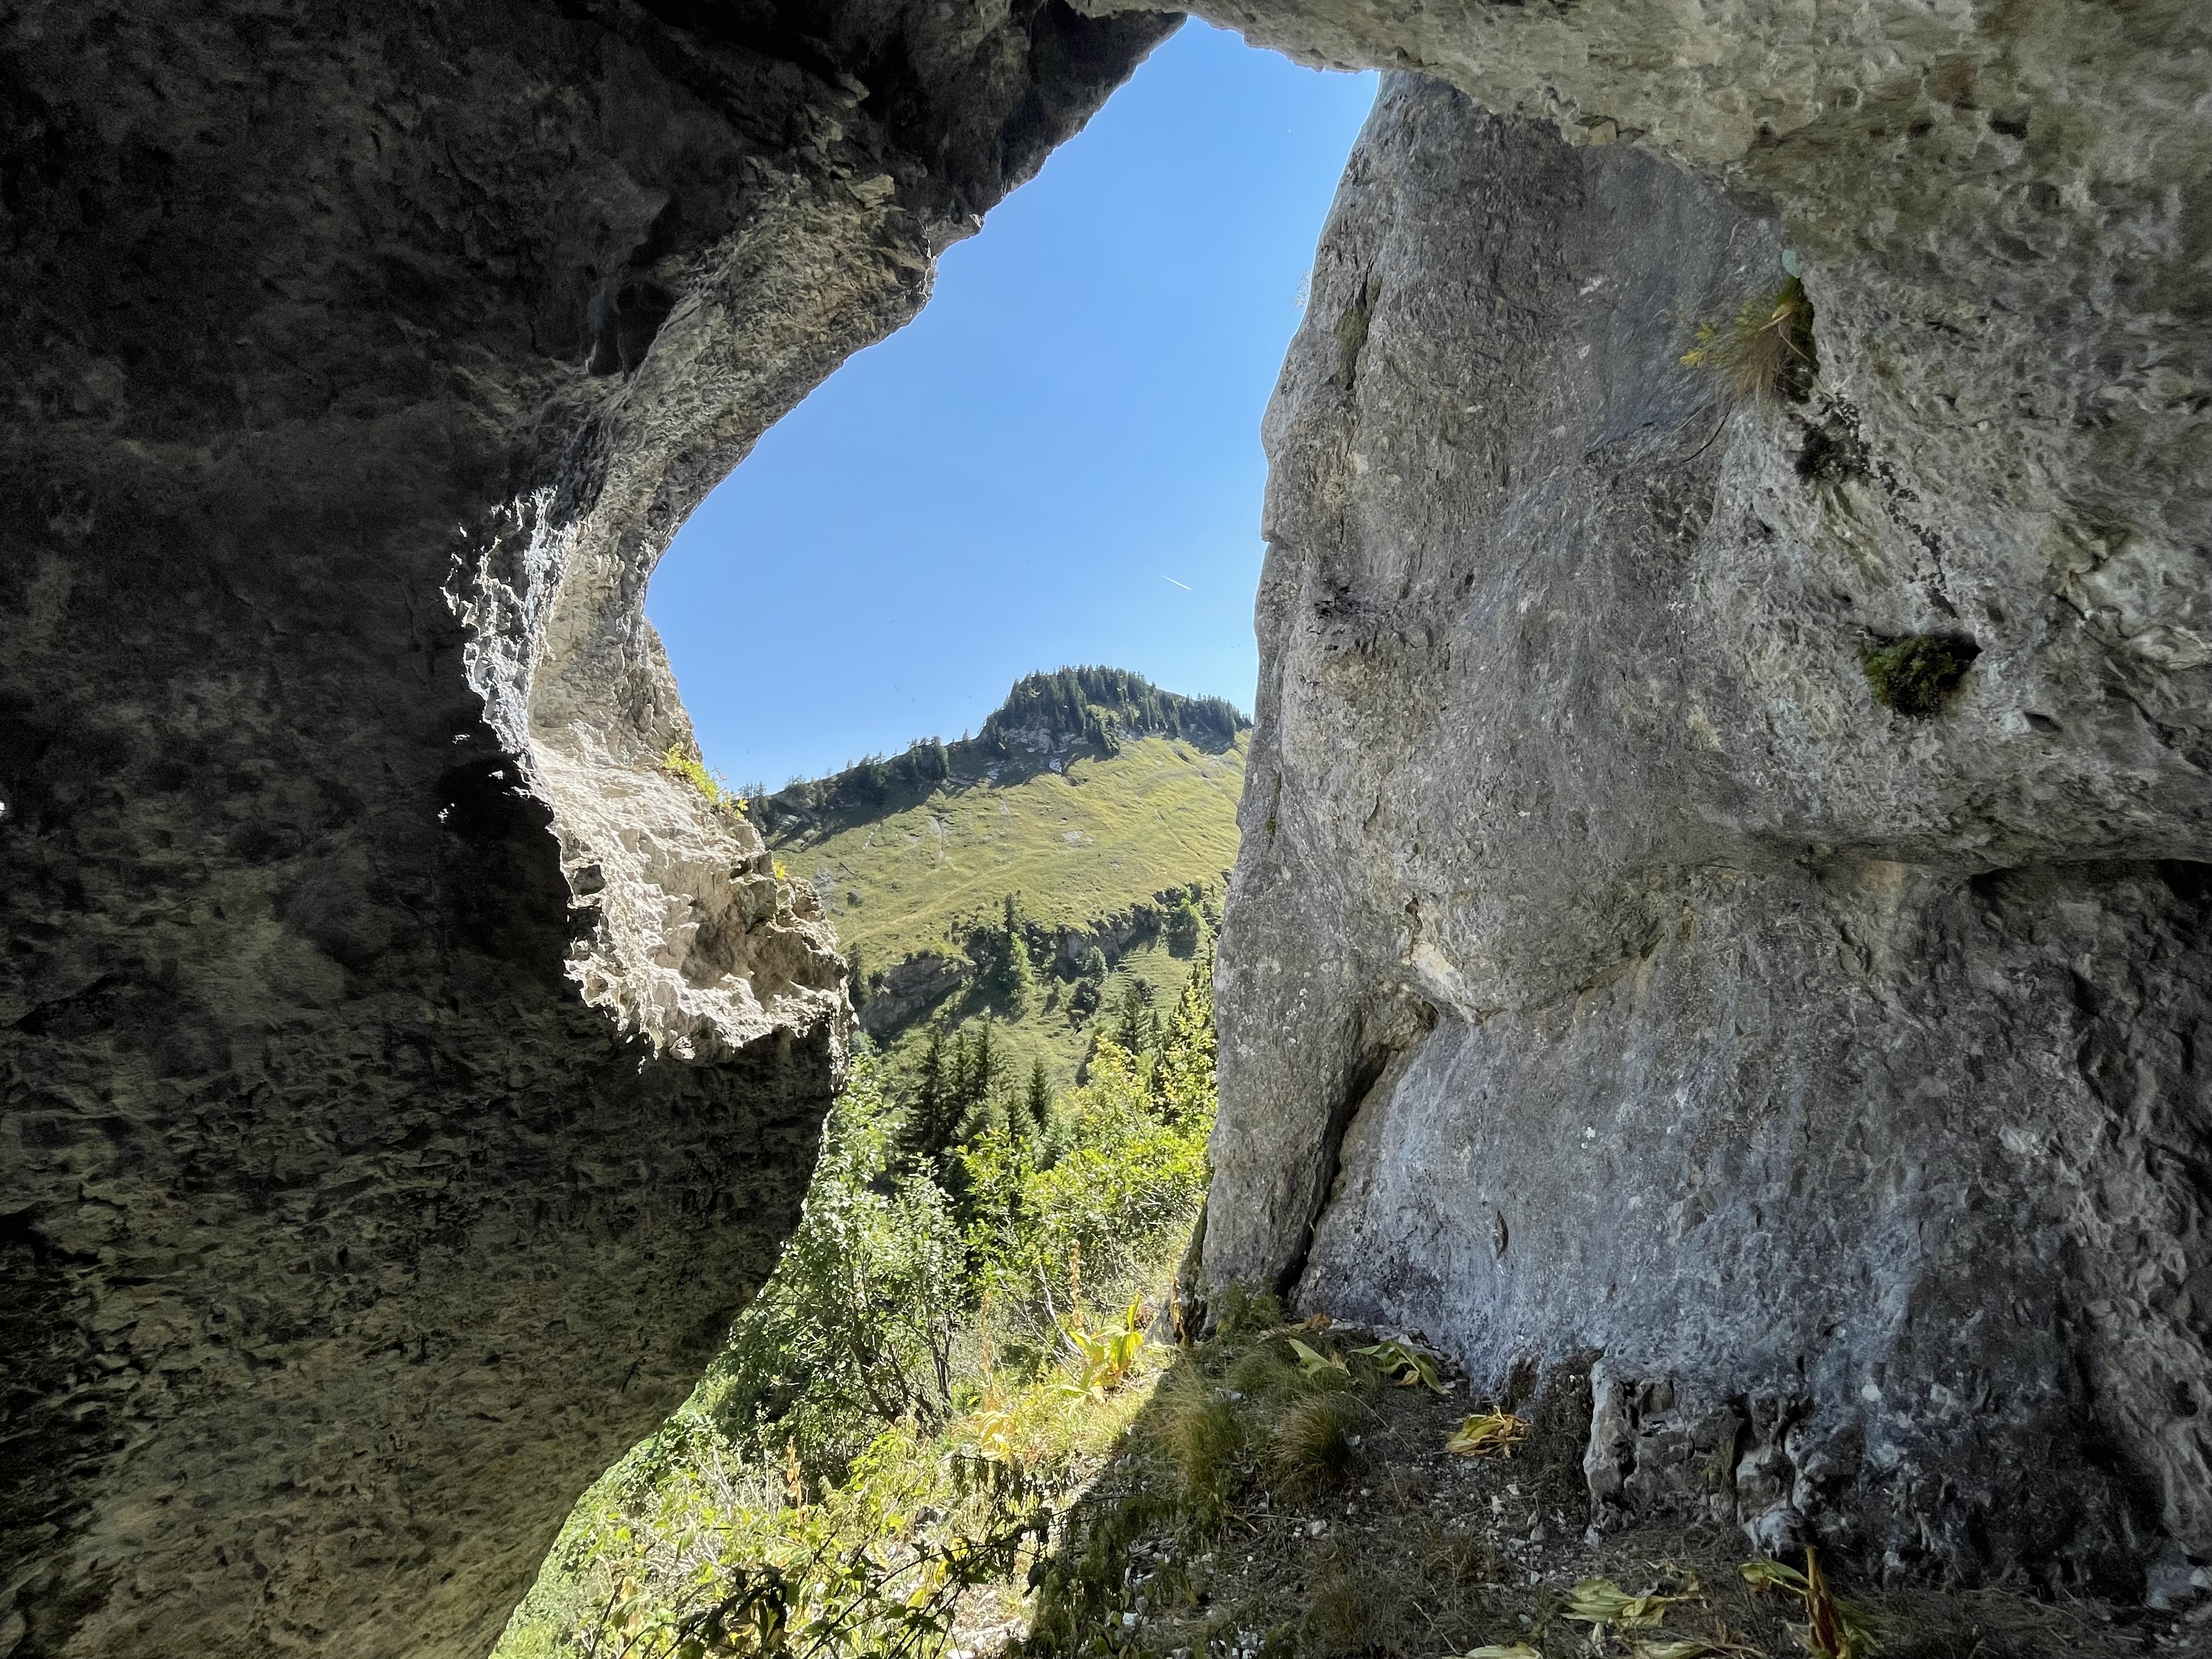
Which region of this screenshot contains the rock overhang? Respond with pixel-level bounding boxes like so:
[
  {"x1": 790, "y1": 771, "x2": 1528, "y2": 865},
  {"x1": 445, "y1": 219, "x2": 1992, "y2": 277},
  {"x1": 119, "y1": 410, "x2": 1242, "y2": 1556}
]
[{"x1": 2, "y1": 0, "x2": 2206, "y2": 1649}]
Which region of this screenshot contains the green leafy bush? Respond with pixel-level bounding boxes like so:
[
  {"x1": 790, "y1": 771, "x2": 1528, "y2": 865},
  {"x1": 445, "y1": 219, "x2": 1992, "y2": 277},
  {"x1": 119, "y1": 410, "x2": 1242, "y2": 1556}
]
[
  {"x1": 498, "y1": 957, "x2": 1222, "y2": 1659},
  {"x1": 962, "y1": 1040, "x2": 1210, "y2": 1325},
  {"x1": 707, "y1": 1058, "x2": 969, "y2": 1461}
]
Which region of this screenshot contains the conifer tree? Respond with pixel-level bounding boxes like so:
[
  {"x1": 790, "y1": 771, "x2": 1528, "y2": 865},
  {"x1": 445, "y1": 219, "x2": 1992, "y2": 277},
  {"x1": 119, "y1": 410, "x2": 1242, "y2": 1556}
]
[
  {"x1": 953, "y1": 1021, "x2": 1005, "y2": 1141},
  {"x1": 1111, "y1": 979, "x2": 1157, "y2": 1058},
  {"x1": 899, "y1": 1025, "x2": 957, "y2": 1171},
  {"x1": 1022, "y1": 1057, "x2": 1053, "y2": 1139},
  {"x1": 1156, "y1": 948, "x2": 1218, "y2": 1124},
  {"x1": 990, "y1": 893, "x2": 1036, "y2": 1015}
]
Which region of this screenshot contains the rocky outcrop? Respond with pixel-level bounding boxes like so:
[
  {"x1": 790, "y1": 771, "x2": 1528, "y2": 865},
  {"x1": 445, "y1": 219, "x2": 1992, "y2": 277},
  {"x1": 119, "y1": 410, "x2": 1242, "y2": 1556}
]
[
  {"x1": 0, "y1": 2, "x2": 1169, "y2": 1655},
  {"x1": 855, "y1": 893, "x2": 1186, "y2": 1036},
  {"x1": 1207, "y1": 75, "x2": 2211, "y2": 1589},
  {"x1": 1055, "y1": 908, "x2": 1158, "y2": 969},
  {"x1": 858, "y1": 952, "x2": 970, "y2": 1035}
]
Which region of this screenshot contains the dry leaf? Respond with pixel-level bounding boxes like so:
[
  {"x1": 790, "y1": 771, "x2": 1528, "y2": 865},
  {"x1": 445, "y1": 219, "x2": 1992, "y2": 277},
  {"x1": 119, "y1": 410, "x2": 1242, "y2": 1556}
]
[
  {"x1": 1444, "y1": 1411, "x2": 1531, "y2": 1458},
  {"x1": 1564, "y1": 1576, "x2": 1693, "y2": 1632}
]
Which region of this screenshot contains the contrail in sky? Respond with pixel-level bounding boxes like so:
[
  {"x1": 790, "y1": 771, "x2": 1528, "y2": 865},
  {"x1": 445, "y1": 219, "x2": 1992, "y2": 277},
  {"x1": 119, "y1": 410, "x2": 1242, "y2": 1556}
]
[{"x1": 1159, "y1": 574, "x2": 1193, "y2": 591}]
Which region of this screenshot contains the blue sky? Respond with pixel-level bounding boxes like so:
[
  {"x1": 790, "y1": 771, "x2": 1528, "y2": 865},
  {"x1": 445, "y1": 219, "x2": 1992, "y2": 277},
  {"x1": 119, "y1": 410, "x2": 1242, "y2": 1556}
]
[{"x1": 647, "y1": 22, "x2": 1377, "y2": 789}]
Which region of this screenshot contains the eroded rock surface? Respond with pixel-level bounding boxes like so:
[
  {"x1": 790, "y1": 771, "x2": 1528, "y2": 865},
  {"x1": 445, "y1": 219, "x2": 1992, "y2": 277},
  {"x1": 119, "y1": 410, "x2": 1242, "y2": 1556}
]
[
  {"x1": 1207, "y1": 75, "x2": 2212, "y2": 1588},
  {"x1": 0, "y1": 2, "x2": 1168, "y2": 1655},
  {"x1": 6, "y1": 0, "x2": 2208, "y2": 1644}
]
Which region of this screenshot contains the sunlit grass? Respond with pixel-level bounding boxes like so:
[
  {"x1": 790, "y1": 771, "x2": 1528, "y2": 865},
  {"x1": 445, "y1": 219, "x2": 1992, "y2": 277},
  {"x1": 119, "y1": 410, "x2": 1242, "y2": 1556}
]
[{"x1": 777, "y1": 735, "x2": 1246, "y2": 970}]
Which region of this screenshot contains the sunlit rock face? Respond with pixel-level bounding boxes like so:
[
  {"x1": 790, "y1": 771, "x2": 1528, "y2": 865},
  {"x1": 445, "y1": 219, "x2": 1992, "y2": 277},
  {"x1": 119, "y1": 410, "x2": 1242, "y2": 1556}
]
[
  {"x1": 0, "y1": 2, "x2": 1169, "y2": 1655},
  {"x1": 1207, "y1": 74, "x2": 2212, "y2": 1588}
]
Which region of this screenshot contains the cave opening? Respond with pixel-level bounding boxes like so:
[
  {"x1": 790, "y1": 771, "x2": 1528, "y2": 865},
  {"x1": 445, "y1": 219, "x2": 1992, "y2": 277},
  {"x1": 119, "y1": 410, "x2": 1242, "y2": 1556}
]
[
  {"x1": 646, "y1": 21, "x2": 1375, "y2": 791},
  {"x1": 8, "y1": 0, "x2": 2207, "y2": 1650},
  {"x1": 495, "y1": 22, "x2": 1376, "y2": 1653}
]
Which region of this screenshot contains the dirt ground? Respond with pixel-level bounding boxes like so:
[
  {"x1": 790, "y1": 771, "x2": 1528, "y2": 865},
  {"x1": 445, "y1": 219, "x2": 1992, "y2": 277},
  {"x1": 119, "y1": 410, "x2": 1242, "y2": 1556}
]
[{"x1": 999, "y1": 1320, "x2": 2211, "y2": 1659}]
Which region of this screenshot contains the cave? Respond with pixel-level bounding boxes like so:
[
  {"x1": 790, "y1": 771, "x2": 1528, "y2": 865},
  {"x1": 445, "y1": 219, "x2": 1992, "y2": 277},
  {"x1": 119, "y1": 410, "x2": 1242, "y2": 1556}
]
[{"x1": 3, "y1": 0, "x2": 2207, "y2": 1655}]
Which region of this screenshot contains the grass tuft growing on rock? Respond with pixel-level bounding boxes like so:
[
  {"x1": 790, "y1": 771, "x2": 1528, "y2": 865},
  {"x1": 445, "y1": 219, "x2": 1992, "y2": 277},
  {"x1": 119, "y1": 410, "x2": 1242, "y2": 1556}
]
[
  {"x1": 1860, "y1": 633, "x2": 1979, "y2": 718},
  {"x1": 1684, "y1": 273, "x2": 1817, "y2": 403}
]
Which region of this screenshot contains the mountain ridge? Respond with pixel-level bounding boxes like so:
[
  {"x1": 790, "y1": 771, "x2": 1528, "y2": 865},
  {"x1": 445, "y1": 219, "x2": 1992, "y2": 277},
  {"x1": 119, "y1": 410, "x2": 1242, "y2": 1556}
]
[
  {"x1": 759, "y1": 667, "x2": 1247, "y2": 1085},
  {"x1": 755, "y1": 666, "x2": 1249, "y2": 830}
]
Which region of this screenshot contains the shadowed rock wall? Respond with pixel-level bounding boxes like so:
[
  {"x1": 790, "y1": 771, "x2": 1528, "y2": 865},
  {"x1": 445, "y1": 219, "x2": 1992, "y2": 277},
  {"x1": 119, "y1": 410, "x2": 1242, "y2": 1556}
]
[
  {"x1": 1207, "y1": 76, "x2": 2212, "y2": 1589},
  {"x1": 0, "y1": 2, "x2": 1171, "y2": 1655}
]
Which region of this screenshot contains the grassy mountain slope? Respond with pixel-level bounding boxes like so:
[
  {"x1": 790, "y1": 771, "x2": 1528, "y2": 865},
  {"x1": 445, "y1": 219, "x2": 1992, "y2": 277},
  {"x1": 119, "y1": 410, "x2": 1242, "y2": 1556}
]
[
  {"x1": 757, "y1": 669, "x2": 1247, "y2": 1085},
  {"x1": 784, "y1": 733, "x2": 1245, "y2": 968}
]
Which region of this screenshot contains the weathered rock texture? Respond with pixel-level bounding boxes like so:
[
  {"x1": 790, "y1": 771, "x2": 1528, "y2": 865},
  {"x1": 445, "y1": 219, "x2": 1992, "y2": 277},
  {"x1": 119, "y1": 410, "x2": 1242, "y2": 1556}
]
[
  {"x1": 0, "y1": 2, "x2": 1169, "y2": 1655},
  {"x1": 1208, "y1": 73, "x2": 2212, "y2": 1590},
  {"x1": 7, "y1": 0, "x2": 2209, "y2": 1645}
]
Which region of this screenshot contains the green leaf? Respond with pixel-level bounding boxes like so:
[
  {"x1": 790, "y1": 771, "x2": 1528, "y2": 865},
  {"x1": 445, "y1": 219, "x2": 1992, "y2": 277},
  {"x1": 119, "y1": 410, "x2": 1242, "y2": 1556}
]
[{"x1": 1739, "y1": 1559, "x2": 1809, "y2": 1594}]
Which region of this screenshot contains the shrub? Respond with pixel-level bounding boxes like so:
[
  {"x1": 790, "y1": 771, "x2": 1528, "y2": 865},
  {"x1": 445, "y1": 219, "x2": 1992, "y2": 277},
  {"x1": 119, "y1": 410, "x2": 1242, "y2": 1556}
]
[
  {"x1": 962, "y1": 1037, "x2": 1211, "y2": 1323},
  {"x1": 660, "y1": 742, "x2": 744, "y2": 814},
  {"x1": 707, "y1": 1056, "x2": 968, "y2": 1465},
  {"x1": 1164, "y1": 891, "x2": 1205, "y2": 957}
]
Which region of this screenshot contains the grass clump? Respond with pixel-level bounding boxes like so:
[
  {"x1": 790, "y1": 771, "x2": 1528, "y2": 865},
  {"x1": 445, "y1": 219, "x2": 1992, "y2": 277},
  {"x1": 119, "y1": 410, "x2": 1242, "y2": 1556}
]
[
  {"x1": 1860, "y1": 633, "x2": 1979, "y2": 718},
  {"x1": 1683, "y1": 273, "x2": 1817, "y2": 403},
  {"x1": 1300, "y1": 1541, "x2": 1379, "y2": 1656},
  {"x1": 1269, "y1": 1393, "x2": 1361, "y2": 1494},
  {"x1": 1155, "y1": 1369, "x2": 1247, "y2": 1531}
]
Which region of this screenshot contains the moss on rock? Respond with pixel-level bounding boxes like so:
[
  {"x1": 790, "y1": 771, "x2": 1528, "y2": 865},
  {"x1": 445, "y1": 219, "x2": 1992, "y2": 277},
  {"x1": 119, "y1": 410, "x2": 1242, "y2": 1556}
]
[{"x1": 1860, "y1": 633, "x2": 1980, "y2": 717}]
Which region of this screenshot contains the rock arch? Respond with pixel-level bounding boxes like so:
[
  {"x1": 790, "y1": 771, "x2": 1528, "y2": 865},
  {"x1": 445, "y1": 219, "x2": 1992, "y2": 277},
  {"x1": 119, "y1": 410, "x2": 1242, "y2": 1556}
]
[{"x1": 2, "y1": 0, "x2": 2205, "y2": 1651}]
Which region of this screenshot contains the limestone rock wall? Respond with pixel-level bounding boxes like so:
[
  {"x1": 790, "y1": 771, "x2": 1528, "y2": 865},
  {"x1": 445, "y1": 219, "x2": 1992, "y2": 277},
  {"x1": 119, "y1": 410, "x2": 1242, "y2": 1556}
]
[
  {"x1": 1206, "y1": 75, "x2": 2212, "y2": 1588},
  {"x1": 0, "y1": 2, "x2": 1169, "y2": 1656}
]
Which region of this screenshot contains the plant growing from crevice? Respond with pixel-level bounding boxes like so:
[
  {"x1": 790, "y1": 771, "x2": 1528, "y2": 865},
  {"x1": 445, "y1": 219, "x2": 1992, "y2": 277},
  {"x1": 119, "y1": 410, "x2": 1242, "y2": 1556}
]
[
  {"x1": 1683, "y1": 272, "x2": 1818, "y2": 403},
  {"x1": 1860, "y1": 633, "x2": 1979, "y2": 717},
  {"x1": 661, "y1": 741, "x2": 746, "y2": 815}
]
